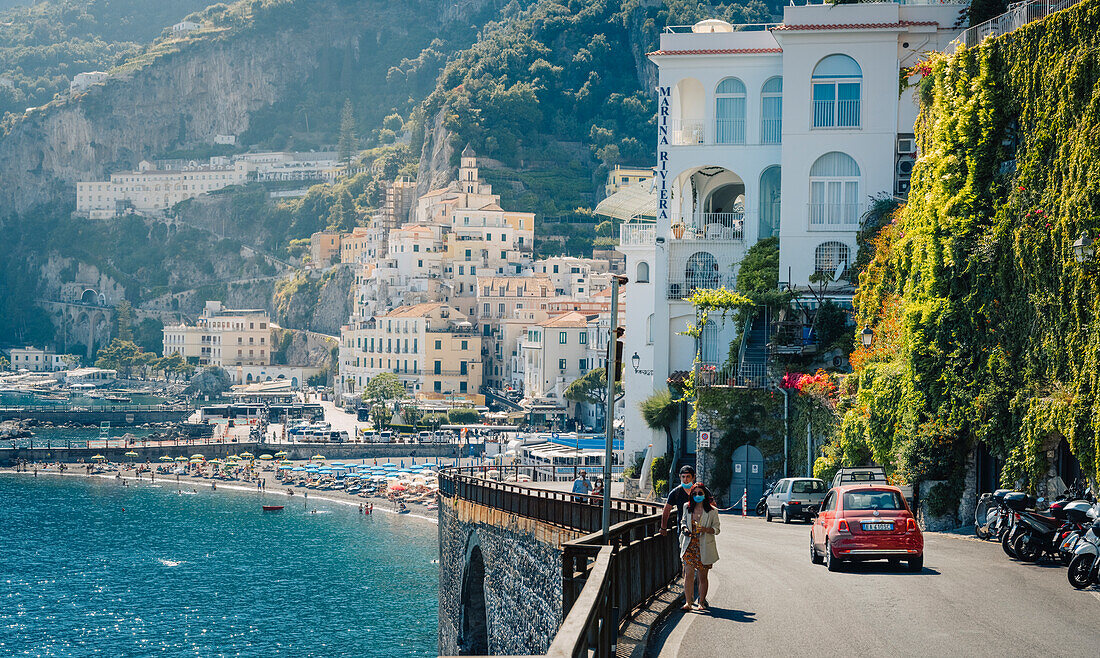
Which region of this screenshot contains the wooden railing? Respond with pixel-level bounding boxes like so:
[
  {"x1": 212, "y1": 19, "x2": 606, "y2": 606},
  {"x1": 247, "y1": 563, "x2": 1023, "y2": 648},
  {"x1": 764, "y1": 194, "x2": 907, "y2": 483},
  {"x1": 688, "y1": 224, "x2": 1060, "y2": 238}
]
[{"x1": 439, "y1": 465, "x2": 680, "y2": 658}]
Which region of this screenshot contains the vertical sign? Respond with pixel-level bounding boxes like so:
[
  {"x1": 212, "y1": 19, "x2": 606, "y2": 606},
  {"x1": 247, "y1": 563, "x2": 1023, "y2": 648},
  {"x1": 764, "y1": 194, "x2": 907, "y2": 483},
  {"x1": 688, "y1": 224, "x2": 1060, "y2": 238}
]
[
  {"x1": 698, "y1": 431, "x2": 711, "y2": 448},
  {"x1": 657, "y1": 84, "x2": 670, "y2": 223}
]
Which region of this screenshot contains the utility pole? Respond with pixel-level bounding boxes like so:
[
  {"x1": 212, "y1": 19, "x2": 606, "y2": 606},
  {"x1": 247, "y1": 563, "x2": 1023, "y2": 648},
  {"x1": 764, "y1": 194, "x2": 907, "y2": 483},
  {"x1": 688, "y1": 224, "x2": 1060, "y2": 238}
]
[
  {"x1": 807, "y1": 420, "x2": 813, "y2": 478},
  {"x1": 602, "y1": 276, "x2": 623, "y2": 539}
]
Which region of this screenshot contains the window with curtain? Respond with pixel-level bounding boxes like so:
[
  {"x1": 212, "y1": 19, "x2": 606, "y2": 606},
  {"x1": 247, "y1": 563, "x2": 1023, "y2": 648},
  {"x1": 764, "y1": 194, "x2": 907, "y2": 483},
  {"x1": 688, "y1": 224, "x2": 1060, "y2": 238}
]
[
  {"x1": 809, "y1": 152, "x2": 860, "y2": 227},
  {"x1": 761, "y1": 77, "x2": 782, "y2": 144},
  {"x1": 811, "y1": 55, "x2": 861, "y2": 128},
  {"x1": 715, "y1": 77, "x2": 746, "y2": 144},
  {"x1": 758, "y1": 165, "x2": 781, "y2": 238}
]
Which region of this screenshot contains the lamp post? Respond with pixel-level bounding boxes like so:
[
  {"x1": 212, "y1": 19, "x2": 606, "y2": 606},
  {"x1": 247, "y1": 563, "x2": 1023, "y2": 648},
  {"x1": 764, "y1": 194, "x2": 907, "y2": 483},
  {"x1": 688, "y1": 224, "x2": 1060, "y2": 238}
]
[
  {"x1": 860, "y1": 326, "x2": 874, "y2": 348},
  {"x1": 1073, "y1": 231, "x2": 1094, "y2": 263},
  {"x1": 631, "y1": 351, "x2": 653, "y2": 376}
]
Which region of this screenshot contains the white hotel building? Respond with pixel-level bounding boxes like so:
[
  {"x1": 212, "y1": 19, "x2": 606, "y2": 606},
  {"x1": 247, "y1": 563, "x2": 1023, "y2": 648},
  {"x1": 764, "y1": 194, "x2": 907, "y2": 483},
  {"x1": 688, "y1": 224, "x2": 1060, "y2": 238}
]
[{"x1": 616, "y1": 1, "x2": 966, "y2": 461}]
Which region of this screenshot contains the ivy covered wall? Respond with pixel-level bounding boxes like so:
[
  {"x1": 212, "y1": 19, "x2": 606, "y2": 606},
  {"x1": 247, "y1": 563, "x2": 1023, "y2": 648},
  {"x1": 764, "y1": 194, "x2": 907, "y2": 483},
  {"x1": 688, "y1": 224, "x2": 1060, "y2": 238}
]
[{"x1": 819, "y1": 0, "x2": 1100, "y2": 496}]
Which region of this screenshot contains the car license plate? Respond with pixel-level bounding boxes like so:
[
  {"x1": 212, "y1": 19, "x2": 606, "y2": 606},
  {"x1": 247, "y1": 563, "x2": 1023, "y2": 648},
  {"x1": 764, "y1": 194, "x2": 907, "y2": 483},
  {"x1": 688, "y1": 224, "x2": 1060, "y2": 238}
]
[{"x1": 862, "y1": 523, "x2": 893, "y2": 531}]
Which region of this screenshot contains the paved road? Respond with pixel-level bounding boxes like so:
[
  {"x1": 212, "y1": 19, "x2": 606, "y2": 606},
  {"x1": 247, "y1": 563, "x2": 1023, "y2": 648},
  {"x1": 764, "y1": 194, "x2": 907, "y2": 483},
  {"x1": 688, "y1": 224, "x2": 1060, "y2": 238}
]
[{"x1": 656, "y1": 515, "x2": 1100, "y2": 657}]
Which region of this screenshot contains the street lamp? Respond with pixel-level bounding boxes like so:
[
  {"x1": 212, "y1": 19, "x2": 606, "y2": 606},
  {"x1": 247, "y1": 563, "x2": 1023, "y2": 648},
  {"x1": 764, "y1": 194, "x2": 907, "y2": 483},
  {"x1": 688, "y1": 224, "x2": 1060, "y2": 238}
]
[
  {"x1": 631, "y1": 351, "x2": 653, "y2": 376},
  {"x1": 860, "y1": 326, "x2": 874, "y2": 348},
  {"x1": 1073, "y1": 231, "x2": 1095, "y2": 263}
]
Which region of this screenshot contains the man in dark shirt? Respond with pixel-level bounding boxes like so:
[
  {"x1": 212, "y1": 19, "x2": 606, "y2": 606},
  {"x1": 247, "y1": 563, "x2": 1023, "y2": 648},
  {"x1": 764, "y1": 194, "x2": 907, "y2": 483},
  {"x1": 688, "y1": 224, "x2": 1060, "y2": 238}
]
[{"x1": 659, "y1": 465, "x2": 696, "y2": 535}]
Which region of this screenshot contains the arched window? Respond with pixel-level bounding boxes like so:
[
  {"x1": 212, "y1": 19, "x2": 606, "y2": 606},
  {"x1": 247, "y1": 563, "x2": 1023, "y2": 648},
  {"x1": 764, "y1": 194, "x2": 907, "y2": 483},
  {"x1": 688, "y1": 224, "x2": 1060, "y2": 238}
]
[
  {"x1": 761, "y1": 77, "x2": 782, "y2": 144},
  {"x1": 758, "y1": 165, "x2": 781, "y2": 238},
  {"x1": 812, "y1": 55, "x2": 861, "y2": 128},
  {"x1": 815, "y1": 241, "x2": 851, "y2": 278},
  {"x1": 685, "y1": 251, "x2": 719, "y2": 290},
  {"x1": 715, "y1": 77, "x2": 746, "y2": 144},
  {"x1": 636, "y1": 261, "x2": 650, "y2": 283},
  {"x1": 809, "y1": 152, "x2": 860, "y2": 227}
]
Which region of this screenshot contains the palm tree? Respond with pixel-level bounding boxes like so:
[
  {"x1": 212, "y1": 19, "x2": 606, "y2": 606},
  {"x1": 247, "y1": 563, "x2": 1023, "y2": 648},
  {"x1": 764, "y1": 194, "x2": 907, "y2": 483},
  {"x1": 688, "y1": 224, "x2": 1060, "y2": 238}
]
[{"x1": 640, "y1": 391, "x2": 680, "y2": 494}]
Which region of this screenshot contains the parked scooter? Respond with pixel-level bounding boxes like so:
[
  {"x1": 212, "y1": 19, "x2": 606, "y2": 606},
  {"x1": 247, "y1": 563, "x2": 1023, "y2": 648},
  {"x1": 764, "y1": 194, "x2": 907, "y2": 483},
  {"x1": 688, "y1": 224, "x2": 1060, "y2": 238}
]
[
  {"x1": 1056, "y1": 501, "x2": 1097, "y2": 565},
  {"x1": 1001, "y1": 492, "x2": 1032, "y2": 558},
  {"x1": 1067, "y1": 518, "x2": 1100, "y2": 589},
  {"x1": 975, "y1": 489, "x2": 1012, "y2": 540}
]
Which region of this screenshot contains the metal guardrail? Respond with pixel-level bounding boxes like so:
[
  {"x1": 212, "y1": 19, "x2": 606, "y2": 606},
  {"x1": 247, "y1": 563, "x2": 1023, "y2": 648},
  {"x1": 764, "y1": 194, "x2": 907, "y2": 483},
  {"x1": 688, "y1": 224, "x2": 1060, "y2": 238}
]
[
  {"x1": 438, "y1": 466, "x2": 680, "y2": 658},
  {"x1": 0, "y1": 404, "x2": 193, "y2": 412},
  {"x1": 955, "y1": 0, "x2": 1084, "y2": 49}
]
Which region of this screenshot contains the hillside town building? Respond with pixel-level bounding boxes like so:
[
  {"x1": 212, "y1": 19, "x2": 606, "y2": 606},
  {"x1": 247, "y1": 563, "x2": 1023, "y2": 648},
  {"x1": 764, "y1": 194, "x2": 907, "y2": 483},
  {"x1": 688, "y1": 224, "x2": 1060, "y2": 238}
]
[{"x1": 613, "y1": 2, "x2": 967, "y2": 460}]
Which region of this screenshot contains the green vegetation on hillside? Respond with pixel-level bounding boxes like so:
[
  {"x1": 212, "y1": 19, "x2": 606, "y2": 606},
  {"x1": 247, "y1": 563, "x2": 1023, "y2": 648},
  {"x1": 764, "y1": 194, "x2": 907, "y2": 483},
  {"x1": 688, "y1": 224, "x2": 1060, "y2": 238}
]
[
  {"x1": 0, "y1": 0, "x2": 214, "y2": 119},
  {"x1": 821, "y1": 0, "x2": 1100, "y2": 497}
]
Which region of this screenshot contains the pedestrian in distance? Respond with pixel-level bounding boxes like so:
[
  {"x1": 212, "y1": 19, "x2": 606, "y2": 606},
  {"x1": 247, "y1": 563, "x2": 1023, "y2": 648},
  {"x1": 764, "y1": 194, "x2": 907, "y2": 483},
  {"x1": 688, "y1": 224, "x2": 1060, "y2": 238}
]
[
  {"x1": 572, "y1": 470, "x2": 592, "y2": 502},
  {"x1": 660, "y1": 465, "x2": 697, "y2": 535},
  {"x1": 679, "y1": 482, "x2": 720, "y2": 611}
]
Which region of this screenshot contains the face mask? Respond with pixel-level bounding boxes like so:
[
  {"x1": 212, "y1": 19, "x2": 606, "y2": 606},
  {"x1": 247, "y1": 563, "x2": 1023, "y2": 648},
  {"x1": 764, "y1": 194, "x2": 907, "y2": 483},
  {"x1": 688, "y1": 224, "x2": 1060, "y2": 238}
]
[
  {"x1": 681, "y1": 481, "x2": 692, "y2": 489},
  {"x1": 693, "y1": 495, "x2": 705, "y2": 503}
]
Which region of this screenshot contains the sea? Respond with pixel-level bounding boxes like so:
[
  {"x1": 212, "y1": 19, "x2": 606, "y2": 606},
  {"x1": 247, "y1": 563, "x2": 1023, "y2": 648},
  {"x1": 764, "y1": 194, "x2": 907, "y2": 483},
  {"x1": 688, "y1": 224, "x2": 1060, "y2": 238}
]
[{"x1": 0, "y1": 474, "x2": 439, "y2": 656}]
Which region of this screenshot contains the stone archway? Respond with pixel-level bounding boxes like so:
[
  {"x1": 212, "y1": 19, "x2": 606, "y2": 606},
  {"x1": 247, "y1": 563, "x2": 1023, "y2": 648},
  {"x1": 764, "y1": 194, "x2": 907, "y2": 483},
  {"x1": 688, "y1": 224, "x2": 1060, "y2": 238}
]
[{"x1": 458, "y1": 543, "x2": 489, "y2": 655}]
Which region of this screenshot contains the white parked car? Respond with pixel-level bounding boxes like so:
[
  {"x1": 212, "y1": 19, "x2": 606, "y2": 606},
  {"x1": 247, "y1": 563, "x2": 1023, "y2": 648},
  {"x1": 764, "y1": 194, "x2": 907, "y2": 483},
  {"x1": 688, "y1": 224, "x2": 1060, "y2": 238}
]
[{"x1": 765, "y1": 477, "x2": 827, "y2": 523}]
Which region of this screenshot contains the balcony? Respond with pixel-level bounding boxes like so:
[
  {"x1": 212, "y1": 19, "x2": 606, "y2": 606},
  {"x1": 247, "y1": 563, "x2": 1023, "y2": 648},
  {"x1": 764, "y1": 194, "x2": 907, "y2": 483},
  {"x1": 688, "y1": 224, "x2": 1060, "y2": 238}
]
[
  {"x1": 808, "y1": 203, "x2": 861, "y2": 230},
  {"x1": 667, "y1": 273, "x2": 737, "y2": 300},
  {"x1": 812, "y1": 99, "x2": 861, "y2": 129},
  {"x1": 675, "y1": 212, "x2": 743, "y2": 241},
  {"x1": 714, "y1": 118, "x2": 745, "y2": 145},
  {"x1": 619, "y1": 222, "x2": 656, "y2": 246},
  {"x1": 669, "y1": 119, "x2": 705, "y2": 145}
]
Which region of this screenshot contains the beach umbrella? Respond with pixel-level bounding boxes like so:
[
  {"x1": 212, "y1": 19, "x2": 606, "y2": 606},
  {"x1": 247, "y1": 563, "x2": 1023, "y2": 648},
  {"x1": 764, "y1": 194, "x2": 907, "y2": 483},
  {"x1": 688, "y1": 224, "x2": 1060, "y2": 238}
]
[
  {"x1": 189, "y1": 458, "x2": 203, "y2": 464},
  {"x1": 259, "y1": 454, "x2": 273, "y2": 460},
  {"x1": 159, "y1": 455, "x2": 173, "y2": 462},
  {"x1": 275, "y1": 451, "x2": 288, "y2": 457},
  {"x1": 240, "y1": 452, "x2": 255, "y2": 459},
  {"x1": 311, "y1": 455, "x2": 326, "y2": 461},
  {"x1": 292, "y1": 467, "x2": 306, "y2": 472},
  {"x1": 91, "y1": 454, "x2": 106, "y2": 461},
  {"x1": 190, "y1": 454, "x2": 204, "y2": 459},
  {"x1": 227, "y1": 455, "x2": 240, "y2": 461},
  {"x1": 174, "y1": 456, "x2": 188, "y2": 462}
]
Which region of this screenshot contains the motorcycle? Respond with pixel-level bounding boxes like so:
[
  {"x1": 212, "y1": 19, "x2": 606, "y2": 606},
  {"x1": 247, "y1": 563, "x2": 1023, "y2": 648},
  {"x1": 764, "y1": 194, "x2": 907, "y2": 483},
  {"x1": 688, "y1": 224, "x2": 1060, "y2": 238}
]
[
  {"x1": 1002, "y1": 492, "x2": 1033, "y2": 558},
  {"x1": 1067, "y1": 518, "x2": 1100, "y2": 589},
  {"x1": 975, "y1": 489, "x2": 1012, "y2": 540},
  {"x1": 755, "y1": 481, "x2": 776, "y2": 517},
  {"x1": 1056, "y1": 501, "x2": 1097, "y2": 565}
]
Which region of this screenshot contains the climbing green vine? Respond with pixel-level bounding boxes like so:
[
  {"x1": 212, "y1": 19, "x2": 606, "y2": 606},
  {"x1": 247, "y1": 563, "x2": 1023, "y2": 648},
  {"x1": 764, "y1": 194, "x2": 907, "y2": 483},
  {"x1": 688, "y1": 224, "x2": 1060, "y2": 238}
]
[{"x1": 821, "y1": 0, "x2": 1100, "y2": 495}]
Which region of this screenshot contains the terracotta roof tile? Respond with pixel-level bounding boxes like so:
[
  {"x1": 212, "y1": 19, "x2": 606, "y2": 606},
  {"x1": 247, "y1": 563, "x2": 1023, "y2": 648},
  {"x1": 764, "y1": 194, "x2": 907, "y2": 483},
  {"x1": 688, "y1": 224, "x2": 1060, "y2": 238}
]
[
  {"x1": 648, "y1": 47, "x2": 782, "y2": 56},
  {"x1": 771, "y1": 20, "x2": 938, "y2": 31}
]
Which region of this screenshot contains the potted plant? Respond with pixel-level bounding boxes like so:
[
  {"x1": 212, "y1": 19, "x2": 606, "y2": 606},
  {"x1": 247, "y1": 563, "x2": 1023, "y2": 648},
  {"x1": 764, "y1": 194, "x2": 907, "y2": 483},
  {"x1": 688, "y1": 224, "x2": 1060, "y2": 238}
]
[{"x1": 672, "y1": 222, "x2": 685, "y2": 239}]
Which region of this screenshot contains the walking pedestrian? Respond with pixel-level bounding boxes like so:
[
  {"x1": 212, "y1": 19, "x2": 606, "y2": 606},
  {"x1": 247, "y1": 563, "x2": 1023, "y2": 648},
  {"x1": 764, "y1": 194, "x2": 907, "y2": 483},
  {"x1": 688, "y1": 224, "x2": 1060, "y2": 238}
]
[
  {"x1": 679, "y1": 482, "x2": 720, "y2": 611},
  {"x1": 660, "y1": 465, "x2": 697, "y2": 535}
]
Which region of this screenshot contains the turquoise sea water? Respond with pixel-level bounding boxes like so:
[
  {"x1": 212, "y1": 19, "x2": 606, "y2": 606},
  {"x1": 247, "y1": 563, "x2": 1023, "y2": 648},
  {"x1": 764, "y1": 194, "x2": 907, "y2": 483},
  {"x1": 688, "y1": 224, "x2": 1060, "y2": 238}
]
[{"x1": 0, "y1": 474, "x2": 438, "y2": 656}]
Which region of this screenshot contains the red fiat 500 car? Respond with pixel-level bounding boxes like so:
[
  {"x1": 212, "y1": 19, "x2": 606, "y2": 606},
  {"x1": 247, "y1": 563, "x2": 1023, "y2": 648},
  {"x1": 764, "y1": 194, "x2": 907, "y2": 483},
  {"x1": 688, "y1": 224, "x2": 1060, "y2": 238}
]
[{"x1": 810, "y1": 484, "x2": 924, "y2": 572}]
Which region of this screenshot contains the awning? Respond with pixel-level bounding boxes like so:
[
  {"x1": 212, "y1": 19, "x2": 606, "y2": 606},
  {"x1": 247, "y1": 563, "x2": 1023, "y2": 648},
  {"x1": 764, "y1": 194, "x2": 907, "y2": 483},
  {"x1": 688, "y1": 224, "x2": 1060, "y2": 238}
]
[{"x1": 594, "y1": 180, "x2": 658, "y2": 222}]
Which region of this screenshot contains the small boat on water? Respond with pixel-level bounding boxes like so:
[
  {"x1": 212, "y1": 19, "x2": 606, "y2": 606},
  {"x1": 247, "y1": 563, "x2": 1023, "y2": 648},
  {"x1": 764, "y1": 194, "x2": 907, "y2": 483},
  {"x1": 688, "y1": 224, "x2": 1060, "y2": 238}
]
[
  {"x1": 105, "y1": 395, "x2": 132, "y2": 403},
  {"x1": 262, "y1": 505, "x2": 285, "y2": 512}
]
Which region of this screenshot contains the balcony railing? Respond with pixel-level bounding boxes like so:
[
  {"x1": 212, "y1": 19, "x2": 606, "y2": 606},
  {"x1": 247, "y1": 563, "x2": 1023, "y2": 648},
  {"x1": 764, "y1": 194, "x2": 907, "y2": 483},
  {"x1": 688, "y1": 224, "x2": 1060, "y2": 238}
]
[
  {"x1": 714, "y1": 118, "x2": 745, "y2": 144},
  {"x1": 619, "y1": 222, "x2": 656, "y2": 246},
  {"x1": 668, "y1": 273, "x2": 737, "y2": 300},
  {"x1": 669, "y1": 119, "x2": 705, "y2": 145},
  {"x1": 677, "y1": 212, "x2": 744, "y2": 240},
  {"x1": 812, "y1": 99, "x2": 860, "y2": 129},
  {"x1": 955, "y1": 0, "x2": 1083, "y2": 50},
  {"x1": 761, "y1": 118, "x2": 782, "y2": 144},
  {"x1": 808, "y1": 203, "x2": 861, "y2": 229}
]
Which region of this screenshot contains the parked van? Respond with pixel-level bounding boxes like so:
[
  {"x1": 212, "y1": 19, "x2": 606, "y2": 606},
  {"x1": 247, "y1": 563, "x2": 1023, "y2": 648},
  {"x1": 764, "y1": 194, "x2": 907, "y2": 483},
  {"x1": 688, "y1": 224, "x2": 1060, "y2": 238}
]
[{"x1": 379, "y1": 430, "x2": 394, "y2": 443}]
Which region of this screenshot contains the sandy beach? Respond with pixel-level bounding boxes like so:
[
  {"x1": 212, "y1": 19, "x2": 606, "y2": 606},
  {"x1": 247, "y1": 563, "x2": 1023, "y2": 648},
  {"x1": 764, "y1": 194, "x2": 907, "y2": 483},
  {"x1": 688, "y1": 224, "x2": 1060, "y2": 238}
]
[{"x1": 0, "y1": 456, "x2": 453, "y2": 523}]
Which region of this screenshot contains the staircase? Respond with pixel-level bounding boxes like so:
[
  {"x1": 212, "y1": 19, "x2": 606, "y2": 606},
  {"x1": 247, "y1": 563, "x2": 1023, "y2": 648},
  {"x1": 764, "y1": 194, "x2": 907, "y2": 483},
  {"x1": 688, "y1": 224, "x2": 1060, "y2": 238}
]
[{"x1": 737, "y1": 307, "x2": 769, "y2": 388}]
